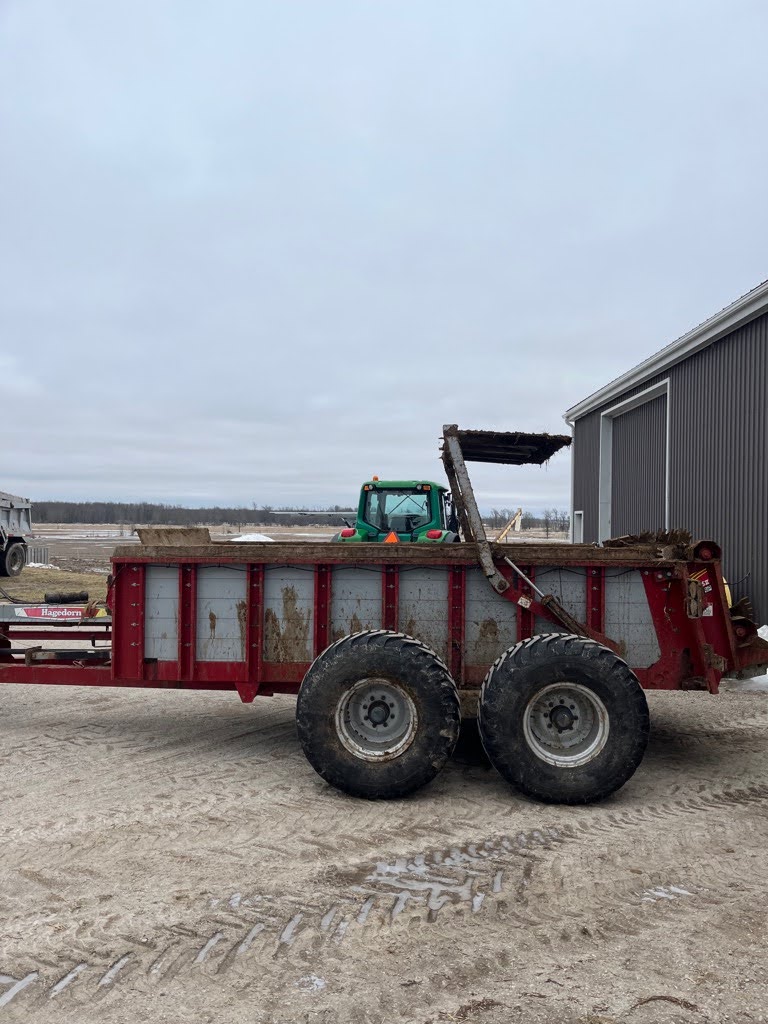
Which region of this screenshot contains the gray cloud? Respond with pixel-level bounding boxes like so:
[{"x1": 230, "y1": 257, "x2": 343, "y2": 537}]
[{"x1": 2, "y1": 0, "x2": 767, "y2": 511}]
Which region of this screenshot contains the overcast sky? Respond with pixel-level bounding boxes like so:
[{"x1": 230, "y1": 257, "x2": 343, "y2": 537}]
[{"x1": 2, "y1": 1, "x2": 767, "y2": 512}]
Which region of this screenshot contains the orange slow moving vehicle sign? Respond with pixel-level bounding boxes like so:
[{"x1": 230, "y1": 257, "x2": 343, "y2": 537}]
[{"x1": 383, "y1": 531, "x2": 400, "y2": 543}]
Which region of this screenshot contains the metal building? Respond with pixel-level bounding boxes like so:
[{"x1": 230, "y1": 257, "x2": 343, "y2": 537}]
[{"x1": 564, "y1": 280, "x2": 768, "y2": 620}]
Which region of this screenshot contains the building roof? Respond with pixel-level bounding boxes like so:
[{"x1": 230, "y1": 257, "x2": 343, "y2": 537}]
[{"x1": 564, "y1": 278, "x2": 768, "y2": 423}]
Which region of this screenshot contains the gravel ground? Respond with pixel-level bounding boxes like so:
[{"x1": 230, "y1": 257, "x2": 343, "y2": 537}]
[{"x1": 1, "y1": 680, "x2": 767, "y2": 1023}]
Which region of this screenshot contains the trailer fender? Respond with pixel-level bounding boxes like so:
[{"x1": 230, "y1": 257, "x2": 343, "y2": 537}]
[{"x1": 296, "y1": 630, "x2": 460, "y2": 799}]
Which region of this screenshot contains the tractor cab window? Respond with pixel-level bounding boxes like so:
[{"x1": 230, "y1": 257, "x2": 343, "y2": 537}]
[{"x1": 363, "y1": 489, "x2": 431, "y2": 534}]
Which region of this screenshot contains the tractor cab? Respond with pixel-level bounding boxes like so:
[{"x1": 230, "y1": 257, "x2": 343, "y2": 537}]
[{"x1": 333, "y1": 480, "x2": 459, "y2": 543}]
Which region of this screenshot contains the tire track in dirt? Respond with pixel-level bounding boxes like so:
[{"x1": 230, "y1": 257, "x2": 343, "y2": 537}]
[
  {"x1": 6, "y1": 722, "x2": 767, "y2": 871},
  {"x1": 4, "y1": 689, "x2": 767, "y2": 865},
  {"x1": 3, "y1": 780, "x2": 768, "y2": 1011},
  {"x1": 4, "y1": 859, "x2": 762, "y2": 1013},
  {"x1": 0, "y1": 712, "x2": 304, "y2": 853},
  {"x1": 648, "y1": 726, "x2": 768, "y2": 750},
  {"x1": 0, "y1": 704, "x2": 298, "y2": 776}
]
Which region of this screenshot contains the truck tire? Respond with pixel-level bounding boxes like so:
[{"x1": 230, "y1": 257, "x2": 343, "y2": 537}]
[
  {"x1": 0, "y1": 543, "x2": 26, "y2": 577},
  {"x1": 296, "y1": 630, "x2": 460, "y2": 799},
  {"x1": 478, "y1": 633, "x2": 649, "y2": 804}
]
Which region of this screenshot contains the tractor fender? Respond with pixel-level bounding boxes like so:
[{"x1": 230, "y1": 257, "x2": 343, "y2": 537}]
[{"x1": 415, "y1": 530, "x2": 459, "y2": 543}]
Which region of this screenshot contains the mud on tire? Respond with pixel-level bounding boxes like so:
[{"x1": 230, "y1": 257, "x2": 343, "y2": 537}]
[
  {"x1": 296, "y1": 630, "x2": 461, "y2": 799},
  {"x1": 478, "y1": 633, "x2": 650, "y2": 804}
]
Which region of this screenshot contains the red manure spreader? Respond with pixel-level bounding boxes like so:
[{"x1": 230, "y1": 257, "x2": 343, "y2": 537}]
[{"x1": 2, "y1": 426, "x2": 766, "y2": 804}]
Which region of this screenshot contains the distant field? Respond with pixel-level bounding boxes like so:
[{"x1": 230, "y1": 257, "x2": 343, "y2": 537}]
[
  {"x1": 3, "y1": 524, "x2": 338, "y2": 603},
  {"x1": 0, "y1": 565, "x2": 109, "y2": 604}
]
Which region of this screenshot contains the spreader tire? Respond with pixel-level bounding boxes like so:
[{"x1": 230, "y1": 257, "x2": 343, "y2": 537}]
[
  {"x1": 296, "y1": 630, "x2": 460, "y2": 799},
  {"x1": 0, "y1": 543, "x2": 25, "y2": 577},
  {"x1": 478, "y1": 633, "x2": 649, "y2": 804}
]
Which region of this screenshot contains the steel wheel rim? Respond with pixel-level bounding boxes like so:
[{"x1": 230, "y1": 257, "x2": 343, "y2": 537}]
[
  {"x1": 523, "y1": 682, "x2": 609, "y2": 767},
  {"x1": 335, "y1": 678, "x2": 417, "y2": 761}
]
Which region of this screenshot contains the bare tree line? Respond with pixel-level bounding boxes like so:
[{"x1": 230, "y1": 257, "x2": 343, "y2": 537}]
[
  {"x1": 35, "y1": 501, "x2": 571, "y2": 534},
  {"x1": 486, "y1": 508, "x2": 570, "y2": 536},
  {"x1": 33, "y1": 502, "x2": 355, "y2": 528}
]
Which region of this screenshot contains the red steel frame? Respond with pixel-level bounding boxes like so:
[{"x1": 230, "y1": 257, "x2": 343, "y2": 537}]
[{"x1": 1, "y1": 548, "x2": 766, "y2": 699}]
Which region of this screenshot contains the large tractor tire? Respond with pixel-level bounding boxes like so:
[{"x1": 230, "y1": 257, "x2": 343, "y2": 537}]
[
  {"x1": 296, "y1": 630, "x2": 460, "y2": 799},
  {"x1": 0, "y1": 543, "x2": 26, "y2": 577},
  {"x1": 478, "y1": 633, "x2": 649, "y2": 804}
]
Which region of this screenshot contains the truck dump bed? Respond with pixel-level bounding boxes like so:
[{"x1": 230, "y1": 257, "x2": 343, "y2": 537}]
[{"x1": 0, "y1": 491, "x2": 32, "y2": 540}]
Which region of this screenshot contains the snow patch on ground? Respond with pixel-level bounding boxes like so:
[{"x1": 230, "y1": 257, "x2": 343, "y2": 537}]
[
  {"x1": 26, "y1": 563, "x2": 59, "y2": 569},
  {"x1": 230, "y1": 533, "x2": 274, "y2": 543},
  {"x1": 722, "y1": 674, "x2": 768, "y2": 693},
  {"x1": 720, "y1": 625, "x2": 768, "y2": 692},
  {"x1": 296, "y1": 974, "x2": 326, "y2": 993}
]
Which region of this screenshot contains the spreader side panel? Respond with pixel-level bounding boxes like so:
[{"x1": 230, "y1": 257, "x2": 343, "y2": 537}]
[{"x1": 144, "y1": 566, "x2": 179, "y2": 662}]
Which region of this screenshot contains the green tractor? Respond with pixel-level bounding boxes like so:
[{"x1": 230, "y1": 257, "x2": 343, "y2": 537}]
[{"x1": 331, "y1": 478, "x2": 460, "y2": 543}]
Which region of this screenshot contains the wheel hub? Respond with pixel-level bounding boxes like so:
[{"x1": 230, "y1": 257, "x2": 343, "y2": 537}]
[
  {"x1": 336, "y1": 678, "x2": 417, "y2": 761},
  {"x1": 366, "y1": 699, "x2": 391, "y2": 727},
  {"x1": 550, "y1": 704, "x2": 576, "y2": 732},
  {"x1": 523, "y1": 682, "x2": 609, "y2": 768}
]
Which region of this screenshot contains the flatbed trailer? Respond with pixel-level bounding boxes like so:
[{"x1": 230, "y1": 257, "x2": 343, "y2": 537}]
[{"x1": 2, "y1": 426, "x2": 766, "y2": 803}]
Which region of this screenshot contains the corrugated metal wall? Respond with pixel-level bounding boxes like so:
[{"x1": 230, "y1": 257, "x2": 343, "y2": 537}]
[
  {"x1": 571, "y1": 407, "x2": 600, "y2": 529},
  {"x1": 611, "y1": 394, "x2": 667, "y2": 535},
  {"x1": 572, "y1": 369, "x2": 669, "y2": 537},
  {"x1": 572, "y1": 310, "x2": 768, "y2": 620}
]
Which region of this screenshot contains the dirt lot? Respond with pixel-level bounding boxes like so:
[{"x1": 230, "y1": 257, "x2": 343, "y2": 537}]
[
  {"x1": 2, "y1": 528, "x2": 767, "y2": 1022},
  {"x1": 1, "y1": 680, "x2": 767, "y2": 1023}
]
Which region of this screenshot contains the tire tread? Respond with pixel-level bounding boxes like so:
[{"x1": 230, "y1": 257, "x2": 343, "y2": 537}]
[{"x1": 478, "y1": 633, "x2": 649, "y2": 804}]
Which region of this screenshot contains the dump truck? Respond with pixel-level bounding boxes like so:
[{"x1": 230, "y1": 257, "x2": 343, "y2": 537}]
[
  {"x1": 1, "y1": 425, "x2": 766, "y2": 805},
  {"x1": 0, "y1": 491, "x2": 32, "y2": 577}
]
